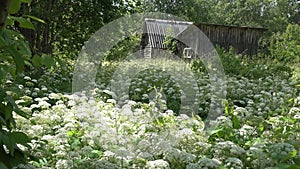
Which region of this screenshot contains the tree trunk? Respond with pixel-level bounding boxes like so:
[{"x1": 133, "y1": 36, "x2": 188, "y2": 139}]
[{"x1": 0, "y1": 0, "x2": 11, "y2": 32}]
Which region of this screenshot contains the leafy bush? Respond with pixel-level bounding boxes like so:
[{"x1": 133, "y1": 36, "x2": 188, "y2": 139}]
[
  {"x1": 213, "y1": 46, "x2": 293, "y2": 79},
  {"x1": 0, "y1": 0, "x2": 38, "y2": 168},
  {"x1": 269, "y1": 24, "x2": 300, "y2": 63}
]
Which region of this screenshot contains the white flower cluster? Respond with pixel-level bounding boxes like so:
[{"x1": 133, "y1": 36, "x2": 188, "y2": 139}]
[
  {"x1": 15, "y1": 91, "x2": 209, "y2": 168},
  {"x1": 146, "y1": 159, "x2": 170, "y2": 169},
  {"x1": 186, "y1": 157, "x2": 221, "y2": 169},
  {"x1": 224, "y1": 157, "x2": 243, "y2": 169},
  {"x1": 235, "y1": 124, "x2": 256, "y2": 141},
  {"x1": 13, "y1": 59, "x2": 300, "y2": 168},
  {"x1": 246, "y1": 146, "x2": 274, "y2": 168},
  {"x1": 212, "y1": 141, "x2": 246, "y2": 161},
  {"x1": 233, "y1": 106, "x2": 251, "y2": 120},
  {"x1": 268, "y1": 143, "x2": 296, "y2": 160},
  {"x1": 227, "y1": 76, "x2": 297, "y2": 116}
]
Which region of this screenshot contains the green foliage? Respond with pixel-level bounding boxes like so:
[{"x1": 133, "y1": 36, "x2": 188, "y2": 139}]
[
  {"x1": 104, "y1": 35, "x2": 141, "y2": 61},
  {"x1": 163, "y1": 29, "x2": 179, "y2": 55},
  {"x1": 215, "y1": 46, "x2": 293, "y2": 79},
  {"x1": 16, "y1": 0, "x2": 141, "y2": 57},
  {"x1": 0, "y1": 0, "x2": 40, "y2": 168},
  {"x1": 269, "y1": 24, "x2": 300, "y2": 63}
]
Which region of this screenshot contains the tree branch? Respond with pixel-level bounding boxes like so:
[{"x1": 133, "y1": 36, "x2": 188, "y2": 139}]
[{"x1": 0, "y1": 0, "x2": 11, "y2": 32}]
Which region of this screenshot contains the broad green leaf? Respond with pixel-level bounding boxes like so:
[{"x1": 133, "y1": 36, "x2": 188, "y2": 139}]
[
  {"x1": 0, "y1": 162, "x2": 9, "y2": 169},
  {"x1": 67, "y1": 131, "x2": 75, "y2": 136},
  {"x1": 18, "y1": 18, "x2": 35, "y2": 30},
  {"x1": 288, "y1": 149, "x2": 297, "y2": 158},
  {"x1": 8, "y1": 0, "x2": 22, "y2": 14},
  {"x1": 10, "y1": 16, "x2": 35, "y2": 30},
  {"x1": 19, "y1": 41, "x2": 31, "y2": 57},
  {"x1": 32, "y1": 54, "x2": 42, "y2": 67},
  {"x1": 5, "y1": 16, "x2": 14, "y2": 26},
  {"x1": 41, "y1": 54, "x2": 54, "y2": 68},
  {"x1": 6, "y1": 46, "x2": 24, "y2": 74},
  {"x1": 6, "y1": 95, "x2": 30, "y2": 118},
  {"x1": 24, "y1": 60, "x2": 33, "y2": 67},
  {"x1": 207, "y1": 127, "x2": 223, "y2": 135},
  {"x1": 0, "y1": 29, "x2": 10, "y2": 46},
  {"x1": 232, "y1": 115, "x2": 241, "y2": 129},
  {"x1": 4, "y1": 102, "x2": 13, "y2": 121},
  {"x1": 1, "y1": 133, "x2": 14, "y2": 155},
  {"x1": 24, "y1": 15, "x2": 46, "y2": 24},
  {"x1": 0, "y1": 89, "x2": 7, "y2": 102},
  {"x1": 9, "y1": 132, "x2": 30, "y2": 145}
]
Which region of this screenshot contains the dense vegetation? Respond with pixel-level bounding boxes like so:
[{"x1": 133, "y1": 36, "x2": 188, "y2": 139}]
[{"x1": 0, "y1": 0, "x2": 299, "y2": 168}]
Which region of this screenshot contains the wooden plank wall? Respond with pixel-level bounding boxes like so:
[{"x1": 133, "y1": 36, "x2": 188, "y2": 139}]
[
  {"x1": 194, "y1": 23, "x2": 266, "y2": 56},
  {"x1": 140, "y1": 20, "x2": 267, "y2": 57}
]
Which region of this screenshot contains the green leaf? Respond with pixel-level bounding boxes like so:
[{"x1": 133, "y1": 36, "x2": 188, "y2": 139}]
[
  {"x1": 21, "y1": 0, "x2": 32, "y2": 3},
  {"x1": 1, "y1": 133, "x2": 14, "y2": 155},
  {"x1": 294, "y1": 158, "x2": 300, "y2": 166},
  {"x1": 0, "y1": 89, "x2": 7, "y2": 102},
  {"x1": 288, "y1": 149, "x2": 297, "y2": 158},
  {"x1": 207, "y1": 127, "x2": 223, "y2": 135},
  {"x1": 275, "y1": 163, "x2": 300, "y2": 169},
  {"x1": 18, "y1": 18, "x2": 35, "y2": 30},
  {"x1": 23, "y1": 15, "x2": 46, "y2": 24},
  {"x1": 19, "y1": 41, "x2": 31, "y2": 57},
  {"x1": 4, "y1": 102, "x2": 13, "y2": 121},
  {"x1": 232, "y1": 115, "x2": 241, "y2": 129},
  {"x1": 219, "y1": 167, "x2": 229, "y2": 169},
  {"x1": 0, "y1": 29, "x2": 10, "y2": 46},
  {"x1": 67, "y1": 131, "x2": 75, "y2": 136},
  {"x1": 24, "y1": 60, "x2": 33, "y2": 67},
  {"x1": 6, "y1": 95, "x2": 30, "y2": 119},
  {"x1": 6, "y1": 46, "x2": 24, "y2": 74},
  {"x1": 41, "y1": 54, "x2": 54, "y2": 68},
  {"x1": 5, "y1": 16, "x2": 14, "y2": 26},
  {"x1": 10, "y1": 16, "x2": 35, "y2": 30},
  {"x1": 9, "y1": 0, "x2": 22, "y2": 14},
  {"x1": 0, "y1": 162, "x2": 9, "y2": 169},
  {"x1": 32, "y1": 54, "x2": 42, "y2": 67},
  {"x1": 9, "y1": 132, "x2": 30, "y2": 145}
]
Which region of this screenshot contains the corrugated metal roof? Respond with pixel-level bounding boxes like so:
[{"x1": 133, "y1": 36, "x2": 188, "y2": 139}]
[{"x1": 144, "y1": 18, "x2": 192, "y2": 49}]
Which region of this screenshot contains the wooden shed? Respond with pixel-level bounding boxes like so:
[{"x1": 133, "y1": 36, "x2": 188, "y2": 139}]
[{"x1": 140, "y1": 18, "x2": 267, "y2": 58}]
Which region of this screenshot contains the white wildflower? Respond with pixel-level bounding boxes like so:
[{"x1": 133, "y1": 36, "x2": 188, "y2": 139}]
[{"x1": 146, "y1": 159, "x2": 170, "y2": 169}]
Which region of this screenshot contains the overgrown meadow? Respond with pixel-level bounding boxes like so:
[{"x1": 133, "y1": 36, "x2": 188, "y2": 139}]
[
  {"x1": 1, "y1": 1, "x2": 299, "y2": 168},
  {"x1": 7, "y1": 49, "x2": 300, "y2": 169}
]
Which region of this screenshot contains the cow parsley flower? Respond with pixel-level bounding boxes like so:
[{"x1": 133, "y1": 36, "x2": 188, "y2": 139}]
[
  {"x1": 55, "y1": 159, "x2": 73, "y2": 169},
  {"x1": 93, "y1": 160, "x2": 120, "y2": 169},
  {"x1": 268, "y1": 143, "x2": 296, "y2": 160},
  {"x1": 197, "y1": 157, "x2": 221, "y2": 169},
  {"x1": 146, "y1": 159, "x2": 170, "y2": 169},
  {"x1": 224, "y1": 157, "x2": 243, "y2": 169},
  {"x1": 137, "y1": 152, "x2": 154, "y2": 161},
  {"x1": 212, "y1": 141, "x2": 246, "y2": 161}
]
